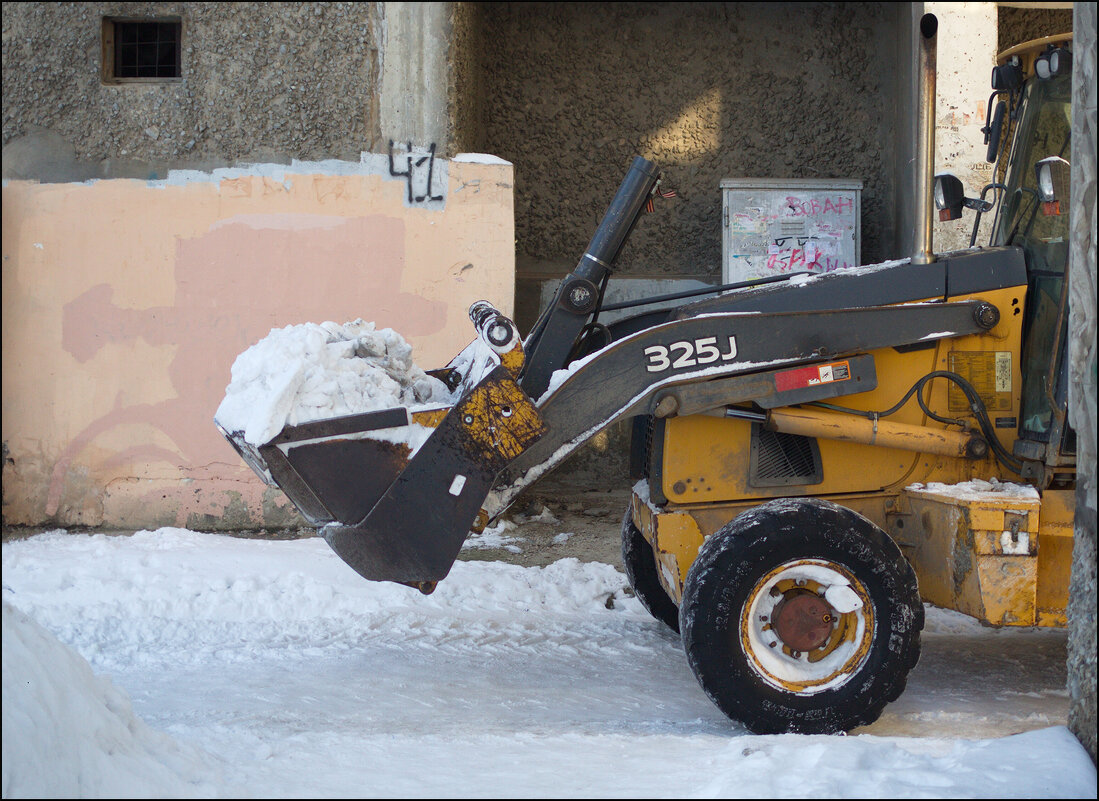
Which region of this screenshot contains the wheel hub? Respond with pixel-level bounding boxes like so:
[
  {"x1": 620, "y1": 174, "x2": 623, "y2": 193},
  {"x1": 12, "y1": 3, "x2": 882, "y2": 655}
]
[
  {"x1": 741, "y1": 559, "x2": 875, "y2": 694},
  {"x1": 771, "y1": 592, "x2": 836, "y2": 652}
]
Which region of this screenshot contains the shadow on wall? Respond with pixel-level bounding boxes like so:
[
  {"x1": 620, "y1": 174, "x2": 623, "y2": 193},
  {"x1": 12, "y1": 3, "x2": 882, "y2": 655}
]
[{"x1": 475, "y1": 2, "x2": 896, "y2": 282}]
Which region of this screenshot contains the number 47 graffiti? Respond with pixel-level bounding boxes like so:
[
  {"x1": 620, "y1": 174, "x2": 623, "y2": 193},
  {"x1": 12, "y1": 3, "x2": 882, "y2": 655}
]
[{"x1": 388, "y1": 140, "x2": 445, "y2": 204}]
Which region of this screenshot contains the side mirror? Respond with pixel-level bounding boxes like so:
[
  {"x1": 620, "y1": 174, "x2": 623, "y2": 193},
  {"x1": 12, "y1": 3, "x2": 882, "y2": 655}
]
[
  {"x1": 984, "y1": 100, "x2": 1006, "y2": 163},
  {"x1": 935, "y1": 173, "x2": 995, "y2": 223},
  {"x1": 1035, "y1": 156, "x2": 1071, "y2": 216}
]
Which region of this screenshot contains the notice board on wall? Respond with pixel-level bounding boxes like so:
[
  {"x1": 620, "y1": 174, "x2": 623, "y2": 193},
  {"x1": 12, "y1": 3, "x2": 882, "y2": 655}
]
[{"x1": 720, "y1": 178, "x2": 863, "y2": 283}]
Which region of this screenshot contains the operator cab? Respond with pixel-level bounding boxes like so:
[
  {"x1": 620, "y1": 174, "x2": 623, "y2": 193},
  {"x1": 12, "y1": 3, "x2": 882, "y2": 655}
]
[{"x1": 937, "y1": 34, "x2": 1075, "y2": 484}]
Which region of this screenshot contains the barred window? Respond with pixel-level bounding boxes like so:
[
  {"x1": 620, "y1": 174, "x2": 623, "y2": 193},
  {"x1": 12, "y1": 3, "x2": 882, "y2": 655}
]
[{"x1": 102, "y1": 18, "x2": 181, "y2": 82}]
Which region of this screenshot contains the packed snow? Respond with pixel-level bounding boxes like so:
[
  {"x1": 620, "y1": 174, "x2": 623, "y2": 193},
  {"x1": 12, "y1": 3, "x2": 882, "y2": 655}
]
[
  {"x1": 785, "y1": 257, "x2": 912, "y2": 285},
  {"x1": 907, "y1": 477, "x2": 1042, "y2": 501},
  {"x1": 3, "y1": 528, "x2": 1094, "y2": 798},
  {"x1": 215, "y1": 320, "x2": 453, "y2": 446},
  {"x1": 2, "y1": 602, "x2": 221, "y2": 798},
  {"x1": 461, "y1": 519, "x2": 525, "y2": 553}
]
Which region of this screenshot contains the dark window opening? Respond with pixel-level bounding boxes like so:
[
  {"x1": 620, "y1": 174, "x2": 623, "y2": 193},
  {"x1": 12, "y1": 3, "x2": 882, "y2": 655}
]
[{"x1": 103, "y1": 18, "x2": 181, "y2": 81}]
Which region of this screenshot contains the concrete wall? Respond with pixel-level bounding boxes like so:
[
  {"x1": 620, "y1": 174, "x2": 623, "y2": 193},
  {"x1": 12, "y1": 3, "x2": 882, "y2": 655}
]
[
  {"x1": 1067, "y1": 1, "x2": 1097, "y2": 763},
  {"x1": 999, "y1": 4, "x2": 1073, "y2": 53},
  {"x1": 927, "y1": 3, "x2": 999, "y2": 253},
  {"x1": 448, "y1": 1, "x2": 484, "y2": 158},
  {"x1": 1, "y1": 155, "x2": 515, "y2": 530},
  {"x1": 460, "y1": 2, "x2": 906, "y2": 298},
  {"x1": 2, "y1": 2, "x2": 382, "y2": 181},
  {"x1": 379, "y1": 2, "x2": 450, "y2": 153}
]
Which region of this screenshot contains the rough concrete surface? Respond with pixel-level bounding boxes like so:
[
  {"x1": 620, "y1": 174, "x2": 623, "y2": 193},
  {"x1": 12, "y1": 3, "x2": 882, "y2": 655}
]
[
  {"x1": 2, "y1": 2, "x2": 380, "y2": 180},
  {"x1": 466, "y1": 2, "x2": 904, "y2": 281},
  {"x1": 447, "y1": 0, "x2": 484, "y2": 159},
  {"x1": 998, "y1": 6, "x2": 1073, "y2": 54},
  {"x1": 1067, "y1": 0, "x2": 1097, "y2": 764}
]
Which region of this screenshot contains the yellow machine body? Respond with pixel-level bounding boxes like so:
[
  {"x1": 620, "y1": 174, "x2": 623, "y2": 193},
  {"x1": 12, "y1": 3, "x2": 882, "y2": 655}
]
[{"x1": 632, "y1": 284, "x2": 1074, "y2": 627}]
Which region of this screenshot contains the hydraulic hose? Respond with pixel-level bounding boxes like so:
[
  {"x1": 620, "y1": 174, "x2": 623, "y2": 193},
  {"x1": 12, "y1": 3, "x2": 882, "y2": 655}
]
[{"x1": 811, "y1": 370, "x2": 1023, "y2": 474}]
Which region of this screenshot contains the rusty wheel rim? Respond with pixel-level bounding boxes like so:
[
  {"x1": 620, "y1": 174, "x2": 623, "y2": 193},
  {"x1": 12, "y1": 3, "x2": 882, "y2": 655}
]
[{"x1": 739, "y1": 559, "x2": 875, "y2": 694}]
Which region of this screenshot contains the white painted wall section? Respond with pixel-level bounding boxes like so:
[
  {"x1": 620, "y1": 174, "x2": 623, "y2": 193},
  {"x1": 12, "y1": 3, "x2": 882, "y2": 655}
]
[{"x1": 927, "y1": 2, "x2": 999, "y2": 252}]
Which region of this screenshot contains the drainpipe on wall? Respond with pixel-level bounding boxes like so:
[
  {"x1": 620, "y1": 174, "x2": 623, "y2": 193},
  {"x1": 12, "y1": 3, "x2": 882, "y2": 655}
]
[{"x1": 912, "y1": 12, "x2": 938, "y2": 265}]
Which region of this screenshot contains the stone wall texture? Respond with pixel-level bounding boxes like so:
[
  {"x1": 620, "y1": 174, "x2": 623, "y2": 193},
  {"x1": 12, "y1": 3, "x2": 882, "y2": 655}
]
[
  {"x1": 1067, "y1": 0, "x2": 1097, "y2": 764},
  {"x1": 999, "y1": 6, "x2": 1074, "y2": 54},
  {"x1": 448, "y1": 1, "x2": 484, "y2": 158},
  {"x1": 2, "y1": 2, "x2": 381, "y2": 180},
  {"x1": 464, "y1": 2, "x2": 904, "y2": 282}
]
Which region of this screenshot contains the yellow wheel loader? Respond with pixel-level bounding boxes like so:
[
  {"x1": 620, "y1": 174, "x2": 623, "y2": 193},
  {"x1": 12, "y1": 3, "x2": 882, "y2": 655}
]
[{"x1": 217, "y1": 19, "x2": 1077, "y2": 734}]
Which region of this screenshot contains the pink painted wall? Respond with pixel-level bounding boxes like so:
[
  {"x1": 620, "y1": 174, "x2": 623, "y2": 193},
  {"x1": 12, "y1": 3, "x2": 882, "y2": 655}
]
[{"x1": 2, "y1": 156, "x2": 514, "y2": 529}]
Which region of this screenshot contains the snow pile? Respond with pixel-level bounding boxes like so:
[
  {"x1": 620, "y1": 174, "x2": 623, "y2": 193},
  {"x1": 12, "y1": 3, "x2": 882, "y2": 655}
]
[
  {"x1": 907, "y1": 477, "x2": 1041, "y2": 501},
  {"x1": 462, "y1": 520, "x2": 525, "y2": 553},
  {"x1": 1, "y1": 530, "x2": 633, "y2": 669},
  {"x1": 2, "y1": 529, "x2": 1096, "y2": 798},
  {"x1": 512, "y1": 505, "x2": 560, "y2": 525},
  {"x1": 1, "y1": 601, "x2": 220, "y2": 798},
  {"x1": 215, "y1": 320, "x2": 453, "y2": 446}
]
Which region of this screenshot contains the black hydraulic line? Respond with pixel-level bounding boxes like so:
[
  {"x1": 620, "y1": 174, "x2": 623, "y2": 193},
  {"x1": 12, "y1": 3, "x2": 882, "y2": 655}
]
[
  {"x1": 568, "y1": 322, "x2": 612, "y2": 363},
  {"x1": 810, "y1": 370, "x2": 1023, "y2": 473},
  {"x1": 565, "y1": 272, "x2": 612, "y2": 364},
  {"x1": 917, "y1": 391, "x2": 966, "y2": 426}
]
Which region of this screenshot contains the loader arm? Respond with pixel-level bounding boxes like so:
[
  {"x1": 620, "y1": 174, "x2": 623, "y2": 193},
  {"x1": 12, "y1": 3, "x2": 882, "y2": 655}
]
[
  {"x1": 322, "y1": 295, "x2": 997, "y2": 586},
  {"x1": 219, "y1": 157, "x2": 1012, "y2": 591},
  {"x1": 485, "y1": 299, "x2": 998, "y2": 515}
]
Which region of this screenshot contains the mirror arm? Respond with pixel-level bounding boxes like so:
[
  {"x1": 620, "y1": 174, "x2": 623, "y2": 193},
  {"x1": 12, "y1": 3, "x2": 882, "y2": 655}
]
[{"x1": 969, "y1": 183, "x2": 1006, "y2": 247}]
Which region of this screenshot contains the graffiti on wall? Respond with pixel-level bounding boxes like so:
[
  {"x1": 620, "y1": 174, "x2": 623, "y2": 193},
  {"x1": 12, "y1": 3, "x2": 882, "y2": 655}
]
[
  {"x1": 722, "y1": 183, "x2": 862, "y2": 283},
  {"x1": 388, "y1": 140, "x2": 445, "y2": 205}
]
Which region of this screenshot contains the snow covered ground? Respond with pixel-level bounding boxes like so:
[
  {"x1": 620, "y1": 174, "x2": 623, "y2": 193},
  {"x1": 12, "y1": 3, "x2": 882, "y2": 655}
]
[{"x1": 3, "y1": 528, "x2": 1095, "y2": 798}]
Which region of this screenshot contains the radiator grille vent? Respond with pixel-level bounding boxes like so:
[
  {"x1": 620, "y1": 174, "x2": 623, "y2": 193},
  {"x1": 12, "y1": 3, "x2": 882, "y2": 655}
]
[{"x1": 749, "y1": 423, "x2": 823, "y2": 487}]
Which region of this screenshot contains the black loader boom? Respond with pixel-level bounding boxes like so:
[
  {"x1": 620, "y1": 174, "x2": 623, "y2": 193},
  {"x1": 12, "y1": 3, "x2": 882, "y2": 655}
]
[{"x1": 219, "y1": 155, "x2": 1007, "y2": 592}]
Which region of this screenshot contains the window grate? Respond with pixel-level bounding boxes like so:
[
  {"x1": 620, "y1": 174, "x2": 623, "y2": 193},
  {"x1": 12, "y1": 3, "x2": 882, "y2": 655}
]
[{"x1": 103, "y1": 18, "x2": 181, "y2": 81}]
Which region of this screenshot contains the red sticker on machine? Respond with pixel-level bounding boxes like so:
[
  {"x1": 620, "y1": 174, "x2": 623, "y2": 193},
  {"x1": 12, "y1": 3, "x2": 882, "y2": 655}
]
[{"x1": 774, "y1": 361, "x2": 850, "y2": 392}]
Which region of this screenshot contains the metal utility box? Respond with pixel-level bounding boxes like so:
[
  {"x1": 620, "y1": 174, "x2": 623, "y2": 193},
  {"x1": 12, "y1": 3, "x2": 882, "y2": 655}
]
[{"x1": 721, "y1": 178, "x2": 863, "y2": 283}]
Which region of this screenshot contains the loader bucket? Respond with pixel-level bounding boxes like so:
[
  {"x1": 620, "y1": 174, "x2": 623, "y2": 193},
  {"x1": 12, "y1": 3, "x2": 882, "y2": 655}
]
[
  {"x1": 217, "y1": 406, "x2": 434, "y2": 529},
  {"x1": 215, "y1": 156, "x2": 659, "y2": 588},
  {"x1": 217, "y1": 308, "x2": 548, "y2": 588},
  {"x1": 217, "y1": 157, "x2": 661, "y2": 588}
]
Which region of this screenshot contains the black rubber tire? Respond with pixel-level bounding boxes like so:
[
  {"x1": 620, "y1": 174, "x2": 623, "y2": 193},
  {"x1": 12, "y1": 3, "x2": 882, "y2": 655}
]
[
  {"x1": 679, "y1": 498, "x2": 923, "y2": 734},
  {"x1": 621, "y1": 509, "x2": 680, "y2": 633}
]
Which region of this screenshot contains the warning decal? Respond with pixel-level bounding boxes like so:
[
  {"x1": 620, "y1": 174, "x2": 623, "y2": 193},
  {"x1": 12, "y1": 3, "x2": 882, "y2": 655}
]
[
  {"x1": 948, "y1": 351, "x2": 1013, "y2": 411},
  {"x1": 775, "y1": 361, "x2": 851, "y2": 392}
]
